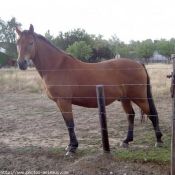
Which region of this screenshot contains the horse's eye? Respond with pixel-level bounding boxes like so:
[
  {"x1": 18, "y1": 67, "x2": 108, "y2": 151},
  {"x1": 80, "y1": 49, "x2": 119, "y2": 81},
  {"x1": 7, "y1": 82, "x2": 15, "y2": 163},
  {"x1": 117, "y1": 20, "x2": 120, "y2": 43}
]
[{"x1": 29, "y1": 42, "x2": 34, "y2": 46}]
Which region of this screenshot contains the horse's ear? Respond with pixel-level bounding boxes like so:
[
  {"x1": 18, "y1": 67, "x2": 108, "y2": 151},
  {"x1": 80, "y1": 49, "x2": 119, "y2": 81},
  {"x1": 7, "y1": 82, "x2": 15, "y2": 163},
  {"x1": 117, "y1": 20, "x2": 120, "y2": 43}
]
[
  {"x1": 29, "y1": 24, "x2": 34, "y2": 34},
  {"x1": 16, "y1": 27, "x2": 21, "y2": 36}
]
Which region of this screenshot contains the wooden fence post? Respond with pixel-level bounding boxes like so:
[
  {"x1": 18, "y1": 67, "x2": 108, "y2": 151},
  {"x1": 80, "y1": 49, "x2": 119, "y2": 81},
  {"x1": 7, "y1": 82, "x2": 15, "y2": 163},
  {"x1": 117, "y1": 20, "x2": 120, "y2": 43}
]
[{"x1": 96, "y1": 85, "x2": 110, "y2": 153}]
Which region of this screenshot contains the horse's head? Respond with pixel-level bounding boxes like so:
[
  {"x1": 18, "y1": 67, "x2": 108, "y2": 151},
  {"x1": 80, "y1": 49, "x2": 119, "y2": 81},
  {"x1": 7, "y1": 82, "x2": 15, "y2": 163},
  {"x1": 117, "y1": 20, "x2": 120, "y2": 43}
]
[{"x1": 16, "y1": 24, "x2": 35, "y2": 70}]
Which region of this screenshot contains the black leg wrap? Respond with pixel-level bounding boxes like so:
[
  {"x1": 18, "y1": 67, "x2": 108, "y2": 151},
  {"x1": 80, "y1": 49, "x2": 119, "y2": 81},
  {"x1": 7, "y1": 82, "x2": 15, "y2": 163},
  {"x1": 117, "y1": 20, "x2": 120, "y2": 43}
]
[
  {"x1": 155, "y1": 131, "x2": 163, "y2": 143},
  {"x1": 67, "y1": 127, "x2": 78, "y2": 152},
  {"x1": 124, "y1": 130, "x2": 133, "y2": 144},
  {"x1": 124, "y1": 111, "x2": 135, "y2": 144},
  {"x1": 66, "y1": 145, "x2": 77, "y2": 153}
]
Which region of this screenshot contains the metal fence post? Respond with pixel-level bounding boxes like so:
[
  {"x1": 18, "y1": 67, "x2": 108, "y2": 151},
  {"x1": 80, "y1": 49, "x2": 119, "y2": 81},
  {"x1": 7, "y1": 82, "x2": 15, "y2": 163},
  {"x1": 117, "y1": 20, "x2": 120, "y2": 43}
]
[
  {"x1": 171, "y1": 56, "x2": 175, "y2": 175},
  {"x1": 96, "y1": 85, "x2": 110, "y2": 153},
  {"x1": 169, "y1": 54, "x2": 175, "y2": 175}
]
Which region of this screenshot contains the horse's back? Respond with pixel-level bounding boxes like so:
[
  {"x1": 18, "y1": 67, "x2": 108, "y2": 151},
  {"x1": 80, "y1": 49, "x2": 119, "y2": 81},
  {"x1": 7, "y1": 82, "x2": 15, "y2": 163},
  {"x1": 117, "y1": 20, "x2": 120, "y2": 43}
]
[
  {"x1": 102, "y1": 58, "x2": 147, "y2": 94},
  {"x1": 97, "y1": 58, "x2": 147, "y2": 84},
  {"x1": 102, "y1": 58, "x2": 143, "y2": 70},
  {"x1": 71, "y1": 58, "x2": 147, "y2": 108}
]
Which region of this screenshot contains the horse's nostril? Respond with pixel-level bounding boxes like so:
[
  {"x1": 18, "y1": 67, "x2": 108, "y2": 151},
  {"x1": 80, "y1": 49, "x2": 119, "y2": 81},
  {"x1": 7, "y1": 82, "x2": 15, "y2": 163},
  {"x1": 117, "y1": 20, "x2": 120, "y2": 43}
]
[
  {"x1": 17, "y1": 59, "x2": 28, "y2": 70},
  {"x1": 18, "y1": 59, "x2": 27, "y2": 65}
]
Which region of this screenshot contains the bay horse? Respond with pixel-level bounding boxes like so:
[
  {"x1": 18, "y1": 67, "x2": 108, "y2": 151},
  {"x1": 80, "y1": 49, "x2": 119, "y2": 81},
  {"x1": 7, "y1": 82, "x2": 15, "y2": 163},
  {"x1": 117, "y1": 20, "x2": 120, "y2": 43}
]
[{"x1": 16, "y1": 24, "x2": 163, "y2": 155}]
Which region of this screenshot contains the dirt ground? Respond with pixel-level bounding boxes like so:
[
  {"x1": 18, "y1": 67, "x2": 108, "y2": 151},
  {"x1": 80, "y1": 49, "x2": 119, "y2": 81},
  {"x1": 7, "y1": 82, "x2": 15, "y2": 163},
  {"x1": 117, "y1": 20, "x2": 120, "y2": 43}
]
[{"x1": 0, "y1": 92, "x2": 171, "y2": 174}]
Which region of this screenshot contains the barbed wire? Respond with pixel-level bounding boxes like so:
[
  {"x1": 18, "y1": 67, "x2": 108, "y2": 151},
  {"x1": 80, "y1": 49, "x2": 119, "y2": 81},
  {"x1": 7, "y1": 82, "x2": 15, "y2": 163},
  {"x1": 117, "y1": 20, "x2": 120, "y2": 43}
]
[
  {"x1": 0, "y1": 66, "x2": 172, "y2": 159},
  {"x1": 0, "y1": 93, "x2": 167, "y2": 100},
  {"x1": 0, "y1": 95, "x2": 171, "y2": 118},
  {"x1": 0, "y1": 106, "x2": 171, "y2": 134},
  {"x1": 0, "y1": 84, "x2": 150, "y2": 87},
  {"x1": 0, "y1": 66, "x2": 172, "y2": 119},
  {"x1": 0, "y1": 67, "x2": 172, "y2": 72}
]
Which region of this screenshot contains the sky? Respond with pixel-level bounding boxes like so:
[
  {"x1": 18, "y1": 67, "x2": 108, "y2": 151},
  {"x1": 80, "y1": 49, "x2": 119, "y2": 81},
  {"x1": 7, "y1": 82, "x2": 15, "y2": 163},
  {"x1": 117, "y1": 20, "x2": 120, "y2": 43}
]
[{"x1": 1, "y1": 0, "x2": 175, "y2": 43}]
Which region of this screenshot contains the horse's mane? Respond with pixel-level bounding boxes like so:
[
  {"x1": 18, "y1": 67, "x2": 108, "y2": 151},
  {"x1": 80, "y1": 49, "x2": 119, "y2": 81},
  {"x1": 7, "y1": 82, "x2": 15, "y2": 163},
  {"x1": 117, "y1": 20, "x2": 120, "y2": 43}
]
[{"x1": 22, "y1": 30, "x2": 76, "y2": 60}]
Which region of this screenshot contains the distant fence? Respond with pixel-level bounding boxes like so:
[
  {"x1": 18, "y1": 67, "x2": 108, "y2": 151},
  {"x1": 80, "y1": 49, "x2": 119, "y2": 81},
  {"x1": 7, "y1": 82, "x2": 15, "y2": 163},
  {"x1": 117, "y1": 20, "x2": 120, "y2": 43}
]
[{"x1": 134, "y1": 57, "x2": 169, "y2": 64}]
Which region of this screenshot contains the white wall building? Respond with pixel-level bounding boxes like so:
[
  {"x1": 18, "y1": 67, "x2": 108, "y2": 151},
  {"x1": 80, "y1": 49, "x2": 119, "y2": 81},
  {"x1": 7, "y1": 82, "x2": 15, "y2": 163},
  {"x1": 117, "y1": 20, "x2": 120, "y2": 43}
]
[{"x1": 0, "y1": 47, "x2": 6, "y2": 53}]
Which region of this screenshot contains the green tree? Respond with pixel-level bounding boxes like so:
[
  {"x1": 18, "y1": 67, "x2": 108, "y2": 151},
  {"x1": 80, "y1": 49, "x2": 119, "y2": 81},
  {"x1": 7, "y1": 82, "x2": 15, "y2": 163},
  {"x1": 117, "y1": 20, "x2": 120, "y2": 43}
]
[
  {"x1": 116, "y1": 42, "x2": 130, "y2": 58},
  {"x1": 0, "y1": 17, "x2": 22, "y2": 57},
  {"x1": 156, "y1": 39, "x2": 175, "y2": 63},
  {"x1": 93, "y1": 34, "x2": 106, "y2": 52},
  {"x1": 135, "y1": 39, "x2": 155, "y2": 64},
  {"x1": 52, "y1": 31, "x2": 66, "y2": 50},
  {"x1": 108, "y1": 34, "x2": 121, "y2": 57},
  {"x1": 109, "y1": 35, "x2": 136, "y2": 59},
  {"x1": 90, "y1": 35, "x2": 113, "y2": 61},
  {"x1": 53, "y1": 28, "x2": 94, "y2": 51},
  {"x1": 53, "y1": 29, "x2": 114, "y2": 62},
  {"x1": 45, "y1": 30, "x2": 54, "y2": 42},
  {"x1": 98, "y1": 46, "x2": 113, "y2": 60},
  {"x1": 128, "y1": 40, "x2": 140, "y2": 59},
  {"x1": 66, "y1": 41, "x2": 92, "y2": 62}
]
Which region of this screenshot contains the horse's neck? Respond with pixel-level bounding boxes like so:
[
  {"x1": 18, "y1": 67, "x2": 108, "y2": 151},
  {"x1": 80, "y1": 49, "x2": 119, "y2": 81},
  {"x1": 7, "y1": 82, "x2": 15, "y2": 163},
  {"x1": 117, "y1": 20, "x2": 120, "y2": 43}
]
[{"x1": 32, "y1": 39, "x2": 72, "y2": 77}]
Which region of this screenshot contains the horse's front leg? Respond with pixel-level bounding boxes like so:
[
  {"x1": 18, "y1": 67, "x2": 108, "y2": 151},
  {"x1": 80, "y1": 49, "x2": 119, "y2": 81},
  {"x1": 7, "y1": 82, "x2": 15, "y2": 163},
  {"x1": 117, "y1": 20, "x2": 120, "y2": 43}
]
[
  {"x1": 56, "y1": 100, "x2": 78, "y2": 155},
  {"x1": 120, "y1": 100, "x2": 135, "y2": 148}
]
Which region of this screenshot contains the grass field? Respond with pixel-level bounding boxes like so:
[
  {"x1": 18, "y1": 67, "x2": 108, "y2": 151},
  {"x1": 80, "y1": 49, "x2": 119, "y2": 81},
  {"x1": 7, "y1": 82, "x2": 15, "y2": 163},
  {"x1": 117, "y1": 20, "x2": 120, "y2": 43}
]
[
  {"x1": 0, "y1": 63, "x2": 173, "y2": 174},
  {"x1": 0, "y1": 64, "x2": 172, "y2": 94}
]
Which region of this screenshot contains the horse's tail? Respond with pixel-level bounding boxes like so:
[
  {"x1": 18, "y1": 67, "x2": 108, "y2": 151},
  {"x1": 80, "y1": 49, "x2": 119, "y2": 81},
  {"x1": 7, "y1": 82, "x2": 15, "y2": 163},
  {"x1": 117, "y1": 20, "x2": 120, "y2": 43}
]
[{"x1": 142, "y1": 63, "x2": 158, "y2": 117}]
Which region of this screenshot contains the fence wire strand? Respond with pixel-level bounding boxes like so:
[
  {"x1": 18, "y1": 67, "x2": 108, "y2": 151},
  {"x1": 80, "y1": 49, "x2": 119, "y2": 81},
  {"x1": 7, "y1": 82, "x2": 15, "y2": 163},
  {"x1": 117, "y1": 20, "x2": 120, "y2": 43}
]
[{"x1": 0, "y1": 66, "x2": 172, "y2": 151}]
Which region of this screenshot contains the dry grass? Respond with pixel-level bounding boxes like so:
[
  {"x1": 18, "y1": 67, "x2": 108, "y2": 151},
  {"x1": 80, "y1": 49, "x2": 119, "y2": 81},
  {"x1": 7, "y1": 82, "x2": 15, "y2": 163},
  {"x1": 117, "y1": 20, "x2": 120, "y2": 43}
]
[
  {"x1": 0, "y1": 63, "x2": 172, "y2": 174},
  {"x1": 146, "y1": 64, "x2": 171, "y2": 97},
  {"x1": 0, "y1": 68, "x2": 44, "y2": 93},
  {"x1": 0, "y1": 63, "x2": 172, "y2": 95}
]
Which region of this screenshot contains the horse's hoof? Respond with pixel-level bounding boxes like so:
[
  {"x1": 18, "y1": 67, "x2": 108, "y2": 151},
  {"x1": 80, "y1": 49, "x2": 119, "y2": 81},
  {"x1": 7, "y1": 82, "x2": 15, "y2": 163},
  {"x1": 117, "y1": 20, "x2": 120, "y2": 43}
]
[
  {"x1": 120, "y1": 142, "x2": 129, "y2": 148},
  {"x1": 65, "y1": 151, "x2": 75, "y2": 156},
  {"x1": 155, "y1": 142, "x2": 163, "y2": 147},
  {"x1": 65, "y1": 145, "x2": 71, "y2": 151}
]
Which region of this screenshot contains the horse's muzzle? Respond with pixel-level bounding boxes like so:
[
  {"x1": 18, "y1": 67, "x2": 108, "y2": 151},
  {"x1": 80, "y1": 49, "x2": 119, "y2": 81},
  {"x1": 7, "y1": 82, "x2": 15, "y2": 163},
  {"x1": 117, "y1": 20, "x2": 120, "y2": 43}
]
[{"x1": 17, "y1": 59, "x2": 28, "y2": 70}]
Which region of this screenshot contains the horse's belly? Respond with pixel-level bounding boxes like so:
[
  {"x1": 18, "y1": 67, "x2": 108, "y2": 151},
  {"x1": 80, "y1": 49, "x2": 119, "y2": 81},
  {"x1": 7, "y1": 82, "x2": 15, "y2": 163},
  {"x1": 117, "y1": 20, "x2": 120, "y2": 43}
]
[
  {"x1": 72, "y1": 97, "x2": 117, "y2": 108},
  {"x1": 72, "y1": 88, "x2": 121, "y2": 108}
]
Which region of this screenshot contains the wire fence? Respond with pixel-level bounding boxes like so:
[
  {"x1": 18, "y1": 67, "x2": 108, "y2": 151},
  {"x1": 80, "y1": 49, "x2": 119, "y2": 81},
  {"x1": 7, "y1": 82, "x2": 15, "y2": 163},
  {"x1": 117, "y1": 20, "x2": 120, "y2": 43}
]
[{"x1": 0, "y1": 65, "x2": 172, "y2": 154}]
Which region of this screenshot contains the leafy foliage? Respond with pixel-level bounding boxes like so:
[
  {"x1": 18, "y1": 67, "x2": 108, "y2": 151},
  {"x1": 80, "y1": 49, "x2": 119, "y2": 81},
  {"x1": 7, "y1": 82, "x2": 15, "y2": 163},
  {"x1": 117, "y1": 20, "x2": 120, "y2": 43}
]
[
  {"x1": 45, "y1": 30, "x2": 54, "y2": 42},
  {"x1": 53, "y1": 28, "x2": 94, "y2": 51},
  {"x1": 0, "y1": 52, "x2": 12, "y2": 66},
  {"x1": 1, "y1": 17, "x2": 175, "y2": 64},
  {"x1": 156, "y1": 39, "x2": 175, "y2": 63},
  {"x1": 0, "y1": 17, "x2": 21, "y2": 57},
  {"x1": 116, "y1": 42, "x2": 130, "y2": 58},
  {"x1": 66, "y1": 41, "x2": 92, "y2": 61},
  {"x1": 135, "y1": 39, "x2": 155, "y2": 63}
]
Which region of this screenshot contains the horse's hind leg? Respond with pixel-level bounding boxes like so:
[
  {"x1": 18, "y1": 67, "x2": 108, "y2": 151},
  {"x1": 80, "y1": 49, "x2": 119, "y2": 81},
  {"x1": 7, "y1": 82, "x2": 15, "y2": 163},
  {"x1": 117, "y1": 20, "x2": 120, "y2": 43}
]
[
  {"x1": 149, "y1": 113, "x2": 163, "y2": 147},
  {"x1": 120, "y1": 99, "x2": 135, "y2": 148},
  {"x1": 56, "y1": 100, "x2": 78, "y2": 155}
]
